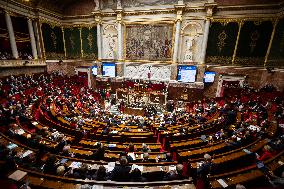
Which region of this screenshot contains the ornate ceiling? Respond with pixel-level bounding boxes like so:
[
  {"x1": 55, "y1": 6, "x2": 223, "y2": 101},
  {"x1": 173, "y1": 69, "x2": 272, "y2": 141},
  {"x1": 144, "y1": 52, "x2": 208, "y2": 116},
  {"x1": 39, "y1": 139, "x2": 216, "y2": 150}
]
[{"x1": 11, "y1": 0, "x2": 284, "y2": 15}]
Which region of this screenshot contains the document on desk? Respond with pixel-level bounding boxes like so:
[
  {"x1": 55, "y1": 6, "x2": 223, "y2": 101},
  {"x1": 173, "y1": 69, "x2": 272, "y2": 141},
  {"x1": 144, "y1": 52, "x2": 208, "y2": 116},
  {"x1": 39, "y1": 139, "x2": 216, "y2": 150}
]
[
  {"x1": 243, "y1": 149, "x2": 252, "y2": 154},
  {"x1": 107, "y1": 162, "x2": 116, "y2": 172},
  {"x1": 8, "y1": 170, "x2": 27, "y2": 181},
  {"x1": 69, "y1": 162, "x2": 82, "y2": 169},
  {"x1": 16, "y1": 129, "x2": 25, "y2": 135},
  {"x1": 92, "y1": 185, "x2": 103, "y2": 189},
  {"x1": 7, "y1": 143, "x2": 18, "y2": 150},
  {"x1": 32, "y1": 121, "x2": 38, "y2": 125},
  {"x1": 169, "y1": 165, "x2": 176, "y2": 171},
  {"x1": 132, "y1": 164, "x2": 143, "y2": 172},
  {"x1": 217, "y1": 179, "x2": 228, "y2": 188},
  {"x1": 108, "y1": 144, "x2": 116, "y2": 148},
  {"x1": 22, "y1": 150, "x2": 33, "y2": 158}
]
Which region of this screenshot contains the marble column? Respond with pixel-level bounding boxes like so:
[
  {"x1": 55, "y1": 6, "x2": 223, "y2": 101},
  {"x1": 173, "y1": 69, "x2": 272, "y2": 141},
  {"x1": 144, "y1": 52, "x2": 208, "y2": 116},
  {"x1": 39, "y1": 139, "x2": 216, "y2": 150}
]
[
  {"x1": 5, "y1": 12, "x2": 18, "y2": 59},
  {"x1": 28, "y1": 19, "x2": 38, "y2": 59},
  {"x1": 117, "y1": 21, "x2": 123, "y2": 60},
  {"x1": 97, "y1": 23, "x2": 102, "y2": 60},
  {"x1": 200, "y1": 18, "x2": 210, "y2": 64},
  {"x1": 173, "y1": 20, "x2": 181, "y2": 63},
  {"x1": 33, "y1": 21, "x2": 42, "y2": 59}
]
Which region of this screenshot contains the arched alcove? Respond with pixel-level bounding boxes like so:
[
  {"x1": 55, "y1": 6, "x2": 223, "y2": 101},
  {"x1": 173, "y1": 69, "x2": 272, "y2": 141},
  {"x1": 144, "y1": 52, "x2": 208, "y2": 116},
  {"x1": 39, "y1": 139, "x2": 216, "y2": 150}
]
[{"x1": 179, "y1": 21, "x2": 203, "y2": 63}]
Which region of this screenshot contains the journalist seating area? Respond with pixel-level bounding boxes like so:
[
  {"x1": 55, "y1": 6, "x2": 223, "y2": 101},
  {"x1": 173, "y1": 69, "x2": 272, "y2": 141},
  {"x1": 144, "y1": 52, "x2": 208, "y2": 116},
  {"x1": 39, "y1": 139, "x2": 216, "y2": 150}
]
[{"x1": 0, "y1": 72, "x2": 283, "y2": 189}]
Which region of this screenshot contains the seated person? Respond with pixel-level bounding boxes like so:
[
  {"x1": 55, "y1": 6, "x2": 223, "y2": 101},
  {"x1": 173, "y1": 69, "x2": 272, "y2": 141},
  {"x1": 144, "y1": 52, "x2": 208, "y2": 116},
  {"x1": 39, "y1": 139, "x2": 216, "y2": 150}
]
[
  {"x1": 141, "y1": 143, "x2": 151, "y2": 152},
  {"x1": 72, "y1": 163, "x2": 89, "y2": 179},
  {"x1": 94, "y1": 165, "x2": 107, "y2": 181},
  {"x1": 125, "y1": 143, "x2": 136, "y2": 153},
  {"x1": 56, "y1": 165, "x2": 66, "y2": 176},
  {"x1": 141, "y1": 152, "x2": 155, "y2": 163},
  {"x1": 163, "y1": 164, "x2": 186, "y2": 180},
  {"x1": 43, "y1": 154, "x2": 57, "y2": 174},
  {"x1": 92, "y1": 142, "x2": 105, "y2": 161},
  {"x1": 157, "y1": 152, "x2": 174, "y2": 162},
  {"x1": 130, "y1": 168, "x2": 147, "y2": 182},
  {"x1": 110, "y1": 156, "x2": 131, "y2": 181},
  {"x1": 257, "y1": 145, "x2": 274, "y2": 161}
]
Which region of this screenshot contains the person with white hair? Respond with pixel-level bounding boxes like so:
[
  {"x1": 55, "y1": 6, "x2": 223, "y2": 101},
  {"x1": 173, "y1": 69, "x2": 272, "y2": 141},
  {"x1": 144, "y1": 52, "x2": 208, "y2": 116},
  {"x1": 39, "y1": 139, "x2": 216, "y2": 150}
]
[{"x1": 196, "y1": 153, "x2": 214, "y2": 189}]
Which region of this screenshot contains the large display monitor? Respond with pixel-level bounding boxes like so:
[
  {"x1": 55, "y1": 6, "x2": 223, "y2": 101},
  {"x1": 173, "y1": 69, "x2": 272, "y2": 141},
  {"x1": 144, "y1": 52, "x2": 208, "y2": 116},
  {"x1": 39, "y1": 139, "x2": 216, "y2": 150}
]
[
  {"x1": 204, "y1": 71, "x2": 216, "y2": 83},
  {"x1": 102, "y1": 63, "x2": 116, "y2": 77},
  {"x1": 177, "y1": 65, "x2": 197, "y2": 83},
  {"x1": 91, "y1": 65, "x2": 98, "y2": 75}
]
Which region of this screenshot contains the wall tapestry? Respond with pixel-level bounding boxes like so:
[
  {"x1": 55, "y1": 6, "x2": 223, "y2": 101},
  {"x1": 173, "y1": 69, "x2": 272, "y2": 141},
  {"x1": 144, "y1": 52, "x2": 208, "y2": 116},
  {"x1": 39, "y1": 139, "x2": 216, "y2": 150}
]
[
  {"x1": 235, "y1": 20, "x2": 273, "y2": 66},
  {"x1": 81, "y1": 26, "x2": 98, "y2": 59},
  {"x1": 125, "y1": 24, "x2": 173, "y2": 61},
  {"x1": 41, "y1": 23, "x2": 65, "y2": 59},
  {"x1": 64, "y1": 27, "x2": 81, "y2": 59},
  {"x1": 206, "y1": 21, "x2": 239, "y2": 65}
]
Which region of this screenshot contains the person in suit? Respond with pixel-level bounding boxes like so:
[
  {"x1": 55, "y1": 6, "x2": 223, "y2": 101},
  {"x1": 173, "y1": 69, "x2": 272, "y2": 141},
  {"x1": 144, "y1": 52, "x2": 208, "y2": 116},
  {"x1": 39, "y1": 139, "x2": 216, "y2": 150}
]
[
  {"x1": 110, "y1": 156, "x2": 131, "y2": 181},
  {"x1": 130, "y1": 168, "x2": 147, "y2": 182},
  {"x1": 196, "y1": 154, "x2": 214, "y2": 189},
  {"x1": 94, "y1": 165, "x2": 107, "y2": 181},
  {"x1": 93, "y1": 143, "x2": 105, "y2": 161},
  {"x1": 163, "y1": 164, "x2": 186, "y2": 181}
]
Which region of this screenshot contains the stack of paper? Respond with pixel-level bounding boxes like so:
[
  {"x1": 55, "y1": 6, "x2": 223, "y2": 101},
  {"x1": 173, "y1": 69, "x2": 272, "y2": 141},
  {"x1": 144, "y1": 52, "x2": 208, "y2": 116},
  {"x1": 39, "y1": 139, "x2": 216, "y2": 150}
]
[{"x1": 217, "y1": 179, "x2": 228, "y2": 188}]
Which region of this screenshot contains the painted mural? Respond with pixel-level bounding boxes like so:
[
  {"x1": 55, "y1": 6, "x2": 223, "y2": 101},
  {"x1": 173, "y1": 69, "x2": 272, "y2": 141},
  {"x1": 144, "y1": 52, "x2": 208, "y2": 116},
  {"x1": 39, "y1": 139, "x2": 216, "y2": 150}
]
[{"x1": 125, "y1": 24, "x2": 173, "y2": 61}]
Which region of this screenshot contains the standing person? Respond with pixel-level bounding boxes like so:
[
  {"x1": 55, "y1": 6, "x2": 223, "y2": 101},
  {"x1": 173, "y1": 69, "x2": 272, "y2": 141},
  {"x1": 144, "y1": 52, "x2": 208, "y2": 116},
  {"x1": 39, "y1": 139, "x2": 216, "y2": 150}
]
[{"x1": 196, "y1": 154, "x2": 214, "y2": 189}]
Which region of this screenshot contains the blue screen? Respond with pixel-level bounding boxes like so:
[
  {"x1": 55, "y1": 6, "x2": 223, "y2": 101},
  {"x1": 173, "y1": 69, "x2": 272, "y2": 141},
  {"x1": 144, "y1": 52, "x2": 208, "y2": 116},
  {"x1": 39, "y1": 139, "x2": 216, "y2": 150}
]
[
  {"x1": 177, "y1": 65, "x2": 197, "y2": 82},
  {"x1": 102, "y1": 63, "x2": 116, "y2": 77},
  {"x1": 91, "y1": 66, "x2": 98, "y2": 75},
  {"x1": 204, "y1": 72, "x2": 216, "y2": 83}
]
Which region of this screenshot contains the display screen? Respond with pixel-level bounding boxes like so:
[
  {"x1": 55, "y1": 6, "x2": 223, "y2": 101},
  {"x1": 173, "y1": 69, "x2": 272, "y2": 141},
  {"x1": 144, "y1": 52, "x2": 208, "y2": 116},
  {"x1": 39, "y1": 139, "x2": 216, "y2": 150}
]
[
  {"x1": 91, "y1": 66, "x2": 98, "y2": 75},
  {"x1": 177, "y1": 65, "x2": 197, "y2": 82},
  {"x1": 102, "y1": 63, "x2": 116, "y2": 77},
  {"x1": 204, "y1": 71, "x2": 216, "y2": 83}
]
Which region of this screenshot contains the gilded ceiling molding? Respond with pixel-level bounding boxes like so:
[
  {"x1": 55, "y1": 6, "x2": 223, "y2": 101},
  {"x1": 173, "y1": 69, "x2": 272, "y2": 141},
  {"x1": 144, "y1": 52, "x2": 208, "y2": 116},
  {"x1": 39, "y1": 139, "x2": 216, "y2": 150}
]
[
  {"x1": 217, "y1": 3, "x2": 282, "y2": 12},
  {"x1": 211, "y1": 17, "x2": 277, "y2": 23},
  {"x1": 39, "y1": 18, "x2": 62, "y2": 27}
]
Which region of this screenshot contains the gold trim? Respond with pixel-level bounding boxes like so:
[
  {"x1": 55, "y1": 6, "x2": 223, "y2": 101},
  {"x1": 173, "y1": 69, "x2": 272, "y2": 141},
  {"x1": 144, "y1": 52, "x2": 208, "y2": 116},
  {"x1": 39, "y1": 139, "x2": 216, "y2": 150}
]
[
  {"x1": 232, "y1": 21, "x2": 243, "y2": 64},
  {"x1": 264, "y1": 18, "x2": 279, "y2": 66},
  {"x1": 80, "y1": 27, "x2": 83, "y2": 58},
  {"x1": 211, "y1": 17, "x2": 275, "y2": 23},
  {"x1": 62, "y1": 27, "x2": 67, "y2": 58}
]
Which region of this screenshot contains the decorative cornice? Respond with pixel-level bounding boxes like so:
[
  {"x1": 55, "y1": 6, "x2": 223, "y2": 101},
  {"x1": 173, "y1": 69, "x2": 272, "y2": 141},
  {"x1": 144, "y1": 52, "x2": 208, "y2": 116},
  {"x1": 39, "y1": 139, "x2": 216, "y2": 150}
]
[
  {"x1": 217, "y1": 3, "x2": 282, "y2": 12},
  {"x1": 211, "y1": 17, "x2": 277, "y2": 23}
]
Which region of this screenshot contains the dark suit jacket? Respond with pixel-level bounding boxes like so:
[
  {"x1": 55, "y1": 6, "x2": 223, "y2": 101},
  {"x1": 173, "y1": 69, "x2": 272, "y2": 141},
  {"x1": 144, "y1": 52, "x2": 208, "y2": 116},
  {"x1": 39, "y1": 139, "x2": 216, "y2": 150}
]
[{"x1": 110, "y1": 165, "x2": 131, "y2": 181}]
